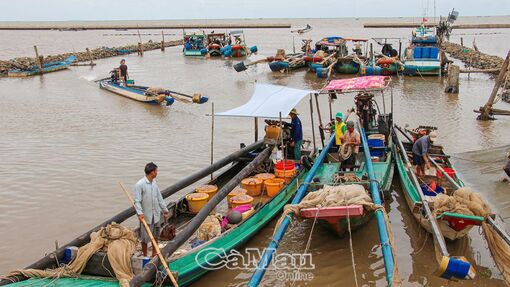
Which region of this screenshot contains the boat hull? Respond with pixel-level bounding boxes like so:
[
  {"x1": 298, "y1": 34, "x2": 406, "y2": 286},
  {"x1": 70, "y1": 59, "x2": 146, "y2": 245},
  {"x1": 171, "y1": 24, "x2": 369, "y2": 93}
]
[
  {"x1": 169, "y1": 168, "x2": 307, "y2": 285},
  {"x1": 393, "y1": 136, "x2": 480, "y2": 241},
  {"x1": 403, "y1": 60, "x2": 441, "y2": 76},
  {"x1": 99, "y1": 81, "x2": 165, "y2": 105},
  {"x1": 8, "y1": 56, "x2": 75, "y2": 77}
]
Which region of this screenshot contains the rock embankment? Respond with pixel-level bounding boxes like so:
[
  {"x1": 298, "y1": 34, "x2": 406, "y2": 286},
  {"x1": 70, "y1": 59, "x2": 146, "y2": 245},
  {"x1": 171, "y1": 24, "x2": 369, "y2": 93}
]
[
  {"x1": 441, "y1": 41, "x2": 504, "y2": 70},
  {"x1": 0, "y1": 39, "x2": 182, "y2": 76}
]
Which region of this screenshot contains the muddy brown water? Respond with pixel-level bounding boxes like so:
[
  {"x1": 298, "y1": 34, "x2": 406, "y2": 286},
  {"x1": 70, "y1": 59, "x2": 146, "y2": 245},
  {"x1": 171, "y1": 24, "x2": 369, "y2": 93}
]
[{"x1": 1, "y1": 17, "x2": 510, "y2": 286}]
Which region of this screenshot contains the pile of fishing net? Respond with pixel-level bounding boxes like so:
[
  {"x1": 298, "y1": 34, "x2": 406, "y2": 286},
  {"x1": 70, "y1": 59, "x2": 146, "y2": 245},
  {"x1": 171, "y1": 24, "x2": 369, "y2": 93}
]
[
  {"x1": 432, "y1": 187, "x2": 510, "y2": 285},
  {"x1": 432, "y1": 187, "x2": 491, "y2": 218},
  {"x1": 274, "y1": 184, "x2": 375, "y2": 232},
  {"x1": 9, "y1": 223, "x2": 137, "y2": 287}
]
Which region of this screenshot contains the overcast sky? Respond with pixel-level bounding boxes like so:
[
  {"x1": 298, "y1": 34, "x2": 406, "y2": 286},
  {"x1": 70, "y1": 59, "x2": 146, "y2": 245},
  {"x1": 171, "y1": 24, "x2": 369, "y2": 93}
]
[{"x1": 1, "y1": 0, "x2": 509, "y2": 21}]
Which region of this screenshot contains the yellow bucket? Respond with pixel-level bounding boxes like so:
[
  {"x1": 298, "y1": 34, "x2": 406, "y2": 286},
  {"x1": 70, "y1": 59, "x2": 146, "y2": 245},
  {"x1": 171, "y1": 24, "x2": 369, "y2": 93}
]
[
  {"x1": 254, "y1": 173, "x2": 276, "y2": 191},
  {"x1": 241, "y1": 178, "x2": 263, "y2": 197},
  {"x1": 227, "y1": 187, "x2": 247, "y2": 208},
  {"x1": 195, "y1": 185, "x2": 218, "y2": 201},
  {"x1": 186, "y1": 192, "x2": 209, "y2": 213},
  {"x1": 275, "y1": 168, "x2": 296, "y2": 184},
  {"x1": 265, "y1": 125, "x2": 281, "y2": 140},
  {"x1": 231, "y1": 194, "x2": 254, "y2": 209},
  {"x1": 265, "y1": 178, "x2": 285, "y2": 198}
]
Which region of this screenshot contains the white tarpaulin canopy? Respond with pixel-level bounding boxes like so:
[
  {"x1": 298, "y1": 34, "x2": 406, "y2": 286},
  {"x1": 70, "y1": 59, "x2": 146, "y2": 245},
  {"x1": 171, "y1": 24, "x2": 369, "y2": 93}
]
[{"x1": 214, "y1": 84, "x2": 312, "y2": 119}]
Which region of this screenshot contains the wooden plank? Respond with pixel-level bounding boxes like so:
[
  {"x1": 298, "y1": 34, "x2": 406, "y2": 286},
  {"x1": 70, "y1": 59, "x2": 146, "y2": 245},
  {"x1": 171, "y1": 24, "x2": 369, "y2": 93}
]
[{"x1": 300, "y1": 205, "x2": 364, "y2": 218}]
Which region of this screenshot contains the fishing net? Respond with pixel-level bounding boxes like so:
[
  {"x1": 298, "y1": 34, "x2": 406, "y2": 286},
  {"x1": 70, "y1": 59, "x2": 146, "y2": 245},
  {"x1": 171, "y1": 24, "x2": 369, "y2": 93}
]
[
  {"x1": 197, "y1": 215, "x2": 222, "y2": 241},
  {"x1": 8, "y1": 223, "x2": 137, "y2": 287},
  {"x1": 432, "y1": 187, "x2": 491, "y2": 218},
  {"x1": 431, "y1": 187, "x2": 510, "y2": 285}
]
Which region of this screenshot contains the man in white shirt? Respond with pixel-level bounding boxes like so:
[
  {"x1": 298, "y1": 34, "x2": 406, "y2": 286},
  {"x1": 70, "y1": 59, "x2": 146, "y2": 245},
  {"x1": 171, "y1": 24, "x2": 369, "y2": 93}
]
[{"x1": 134, "y1": 162, "x2": 169, "y2": 257}]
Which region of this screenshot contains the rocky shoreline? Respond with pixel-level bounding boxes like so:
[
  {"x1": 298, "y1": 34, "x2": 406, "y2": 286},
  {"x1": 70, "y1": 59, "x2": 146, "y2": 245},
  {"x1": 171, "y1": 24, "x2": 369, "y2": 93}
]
[
  {"x1": 0, "y1": 39, "x2": 182, "y2": 76},
  {"x1": 441, "y1": 41, "x2": 504, "y2": 70}
]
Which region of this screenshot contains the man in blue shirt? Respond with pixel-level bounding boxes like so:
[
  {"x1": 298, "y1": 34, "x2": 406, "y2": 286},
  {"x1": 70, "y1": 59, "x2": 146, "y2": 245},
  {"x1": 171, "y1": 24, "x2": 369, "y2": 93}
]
[
  {"x1": 289, "y1": 108, "x2": 303, "y2": 162},
  {"x1": 412, "y1": 131, "x2": 438, "y2": 177}
]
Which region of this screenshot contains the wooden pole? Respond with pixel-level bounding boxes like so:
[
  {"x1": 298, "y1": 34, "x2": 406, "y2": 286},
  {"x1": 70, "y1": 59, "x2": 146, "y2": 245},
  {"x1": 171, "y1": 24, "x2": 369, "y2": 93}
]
[
  {"x1": 118, "y1": 182, "x2": 179, "y2": 287},
  {"x1": 445, "y1": 64, "x2": 460, "y2": 93},
  {"x1": 211, "y1": 102, "x2": 215, "y2": 181},
  {"x1": 254, "y1": 117, "x2": 258, "y2": 142},
  {"x1": 460, "y1": 37, "x2": 464, "y2": 47},
  {"x1": 161, "y1": 31, "x2": 165, "y2": 51},
  {"x1": 86, "y1": 48, "x2": 94, "y2": 65},
  {"x1": 138, "y1": 30, "x2": 144, "y2": 56},
  {"x1": 478, "y1": 50, "x2": 510, "y2": 120},
  {"x1": 33, "y1": 45, "x2": 43, "y2": 74},
  {"x1": 309, "y1": 94, "x2": 316, "y2": 151},
  {"x1": 315, "y1": 93, "x2": 325, "y2": 148}
]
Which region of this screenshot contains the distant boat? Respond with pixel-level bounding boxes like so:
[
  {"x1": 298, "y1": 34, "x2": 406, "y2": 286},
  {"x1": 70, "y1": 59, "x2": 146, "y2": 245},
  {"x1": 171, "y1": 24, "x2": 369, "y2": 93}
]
[
  {"x1": 403, "y1": 26, "x2": 442, "y2": 76},
  {"x1": 291, "y1": 24, "x2": 312, "y2": 34},
  {"x1": 183, "y1": 32, "x2": 208, "y2": 56},
  {"x1": 7, "y1": 56, "x2": 75, "y2": 77}
]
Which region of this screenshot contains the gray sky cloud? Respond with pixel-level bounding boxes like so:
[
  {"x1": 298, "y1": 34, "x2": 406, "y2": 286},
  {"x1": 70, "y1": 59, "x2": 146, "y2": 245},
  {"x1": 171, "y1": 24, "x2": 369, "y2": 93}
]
[{"x1": 0, "y1": 0, "x2": 509, "y2": 21}]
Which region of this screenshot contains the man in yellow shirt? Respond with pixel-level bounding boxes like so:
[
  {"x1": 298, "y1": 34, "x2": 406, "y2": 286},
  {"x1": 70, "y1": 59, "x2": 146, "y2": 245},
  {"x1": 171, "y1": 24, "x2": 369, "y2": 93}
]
[{"x1": 320, "y1": 112, "x2": 346, "y2": 152}]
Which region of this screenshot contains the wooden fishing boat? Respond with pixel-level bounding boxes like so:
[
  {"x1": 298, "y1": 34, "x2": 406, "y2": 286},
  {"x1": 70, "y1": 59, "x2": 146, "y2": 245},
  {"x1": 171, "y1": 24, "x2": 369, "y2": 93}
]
[
  {"x1": 2, "y1": 141, "x2": 312, "y2": 287},
  {"x1": 363, "y1": 57, "x2": 404, "y2": 76},
  {"x1": 248, "y1": 76, "x2": 399, "y2": 286},
  {"x1": 308, "y1": 37, "x2": 368, "y2": 78},
  {"x1": 206, "y1": 33, "x2": 227, "y2": 57},
  {"x1": 403, "y1": 26, "x2": 442, "y2": 76},
  {"x1": 99, "y1": 79, "x2": 208, "y2": 105},
  {"x1": 393, "y1": 126, "x2": 484, "y2": 240},
  {"x1": 299, "y1": 79, "x2": 394, "y2": 237},
  {"x1": 224, "y1": 30, "x2": 257, "y2": 58},
  {"x1": 8, "y1": 56, "x2": 75, "y2": 77},
  {"x1": 183, "y1": 32, "x2": 208, "y2": 56}
]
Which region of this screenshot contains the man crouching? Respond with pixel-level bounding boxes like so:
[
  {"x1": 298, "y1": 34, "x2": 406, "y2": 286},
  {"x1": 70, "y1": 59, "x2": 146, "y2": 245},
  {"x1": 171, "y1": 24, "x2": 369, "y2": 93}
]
[{"x1": 134, "y1": 162, "x2": 169, "y2": 257}]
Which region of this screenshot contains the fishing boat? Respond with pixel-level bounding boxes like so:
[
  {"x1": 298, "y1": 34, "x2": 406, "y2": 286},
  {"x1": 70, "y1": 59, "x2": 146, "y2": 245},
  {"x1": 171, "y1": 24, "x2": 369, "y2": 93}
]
[
  {"x1": 183, "y1": 32, "x2": 208, "y2": 56},
  {"x1": 402, "y1": 25, "x2": 442, "y2": 76},
  {"x1": 298, "y1": 78, "x2": 395, "y2": 237},
  {"x1": 308, "y1": 37, "x2": 368, "y2": 78},
  {"x1": 392, "y1": 125, "x2": 510, "y2": 283},
  {"x1": 99, "y1": 71, "x2": 208, "y2": 105},
  {"x1": 0, "y1": 84, "x2": 316, "y2": 287},
  {"x1": 206, "y1": 33, "x2": 227, "y2": 57},
  {"x1": 248, "y1": 76, "x2": 399, "y2": 287},
  {"x1": 8, "y1": 55, "x2": 75, "y2": 77},
  {"x1": 223, "y1": 30, "x2": 257, "y2": 58},
  {"x1": 291, "y1": 24, "x2": 312, "y2": 34},
  {"x1": 393, "y1": 125, "x2": 485, "y2": 240}
]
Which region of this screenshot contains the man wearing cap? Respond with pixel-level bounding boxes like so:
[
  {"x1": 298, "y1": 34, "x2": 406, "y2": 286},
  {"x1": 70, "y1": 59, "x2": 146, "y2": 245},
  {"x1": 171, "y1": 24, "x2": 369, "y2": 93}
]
[
  {"x1": 412, "y1": 131, "x2": 438, "y2": 177},
  {"x1": 342, "y1": 121, "x2": 361, "y2": 166},
  {"x1": 320, "y1": 112, "x2": 346, "y2": 151},
  {"x1": 289, "y1": 108, "x2": 303, "y2": 161}
]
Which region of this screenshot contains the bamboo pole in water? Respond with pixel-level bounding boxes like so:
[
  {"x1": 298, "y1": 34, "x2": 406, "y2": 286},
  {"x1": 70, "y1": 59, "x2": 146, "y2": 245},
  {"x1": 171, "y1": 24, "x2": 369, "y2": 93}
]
[{"x1": 161, "y1": 31, "x2": 165, "y2": 51}]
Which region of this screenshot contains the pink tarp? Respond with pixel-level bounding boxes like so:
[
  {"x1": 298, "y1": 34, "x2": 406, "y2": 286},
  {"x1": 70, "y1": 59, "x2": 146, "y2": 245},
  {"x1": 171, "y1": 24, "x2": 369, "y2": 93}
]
[{"x1": 322, "y1": 76, "x2": 389, "y2": 92}]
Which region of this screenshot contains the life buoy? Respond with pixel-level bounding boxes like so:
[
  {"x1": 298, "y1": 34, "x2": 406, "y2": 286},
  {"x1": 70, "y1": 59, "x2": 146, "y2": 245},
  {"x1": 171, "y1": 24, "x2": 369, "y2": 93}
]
[
  {"x1": 376, "y1": 58, "x2": 395, "y2": 65},
  {"x1": 303, "y1": 56, "x2": 323, "y2": 63},
  {"x1": 232, "y1": 45, "x2": 243, "y2": 51}
]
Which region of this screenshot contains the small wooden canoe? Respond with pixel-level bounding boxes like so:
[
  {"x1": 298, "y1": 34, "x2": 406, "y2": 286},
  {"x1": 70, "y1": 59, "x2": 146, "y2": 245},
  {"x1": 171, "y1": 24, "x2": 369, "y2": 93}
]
[
  {"x1": 393, "y1": 127, "x2": 484, "y2": 240},
  {"x1": 8, "y1": 56, "x2": 75, "y2": 77},
  {"x1": 99, "y1": 80, "x2": 177, "y2": 105}
]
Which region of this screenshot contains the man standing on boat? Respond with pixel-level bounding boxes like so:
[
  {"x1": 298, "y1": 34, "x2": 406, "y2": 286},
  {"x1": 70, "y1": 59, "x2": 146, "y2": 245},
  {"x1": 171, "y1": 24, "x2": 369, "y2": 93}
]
[
  {"x1": 320, "y1": 112, "x2": 346, "y2": 152},
  {"x1": 119, "y1": 59, "x2": 128, "y2": 87},
  {"x1": 134, "y1": 162, "x2": 169, "y2": 257},
  {"x1": 342, "y1": 121, "x2": 361, "y2": 167},
  {"x1": 412, "y1": 131, "x2": 438, "y2": 177},
  {"x1": 289, "y1": 108, "x2": 303, "y2": 162}
]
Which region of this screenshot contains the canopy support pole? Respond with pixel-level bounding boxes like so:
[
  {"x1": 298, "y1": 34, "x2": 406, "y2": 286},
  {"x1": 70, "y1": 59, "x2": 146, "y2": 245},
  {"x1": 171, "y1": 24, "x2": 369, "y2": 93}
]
[
  {"x1": 254, "y1": 117, "x2": 259, "y2": 142},
  {"x1": 210, "y1": 102, "x2": 215, "y2": 180},
  {"x1": 309, "y1": 94, "x2": 316, "y2": 151},
  {"x1": 315, "y1": 93, "x2": 325, "y2": 147}
]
